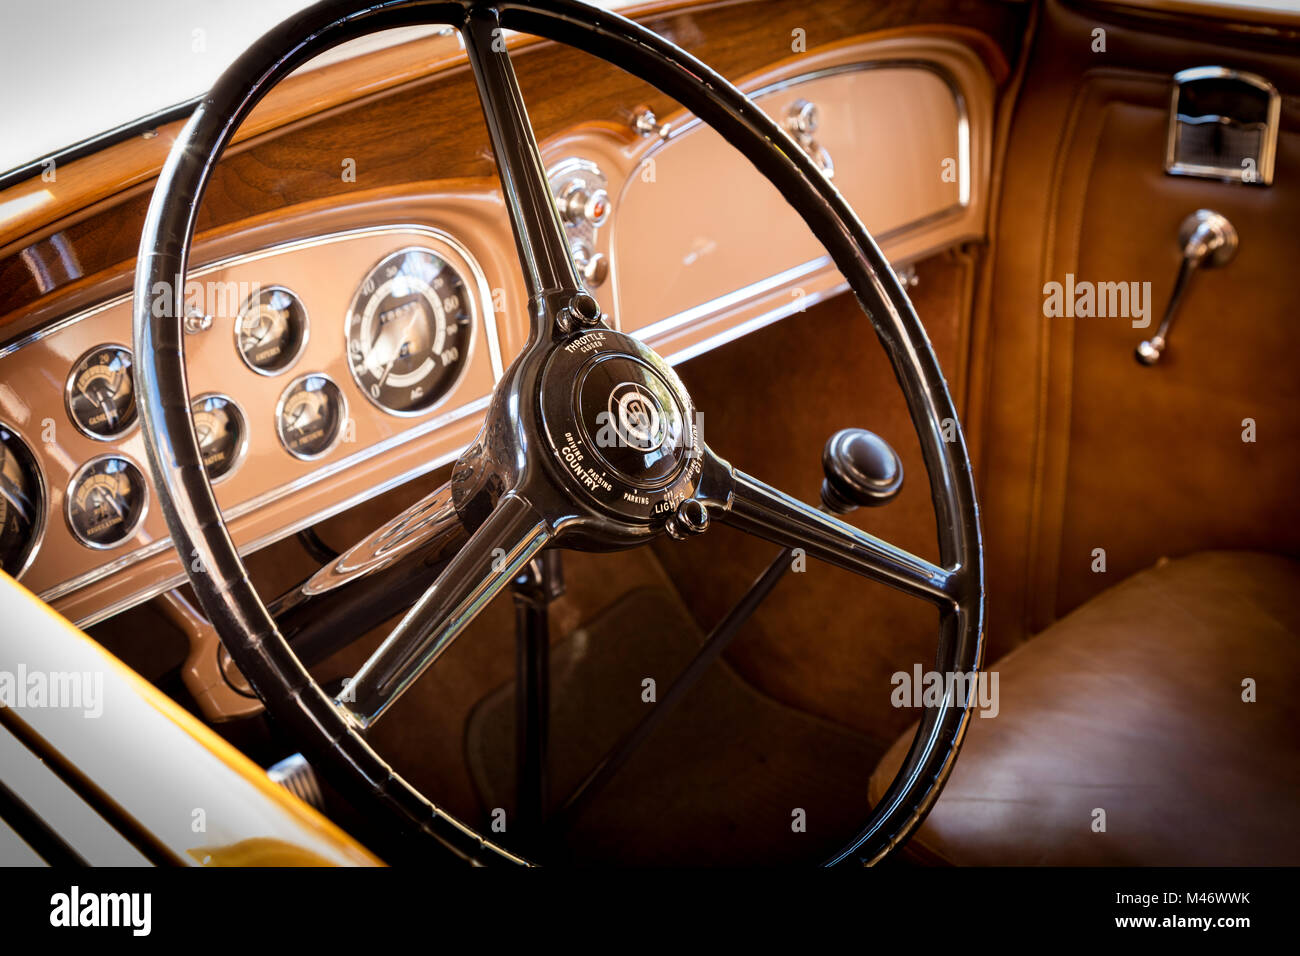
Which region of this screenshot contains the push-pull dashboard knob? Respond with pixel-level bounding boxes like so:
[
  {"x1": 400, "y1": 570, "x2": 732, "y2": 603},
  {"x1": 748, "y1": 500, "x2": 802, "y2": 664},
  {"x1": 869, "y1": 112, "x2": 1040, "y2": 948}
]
[
  {"x1": 820, "y1": 428, "x2": 904, "y2": 512},
  {"x1": 784, "y1": 98, "x2": 834, "y2": 179},
  {"x1": 559, "y1": 183, "x2": 610, "y2": 227},
  {"x1": 570, "y1": 239, "x2": 609, "y2": 287},
  {"x1": 1136, "y1": 209, "x2": 1238, "y2": 365}
]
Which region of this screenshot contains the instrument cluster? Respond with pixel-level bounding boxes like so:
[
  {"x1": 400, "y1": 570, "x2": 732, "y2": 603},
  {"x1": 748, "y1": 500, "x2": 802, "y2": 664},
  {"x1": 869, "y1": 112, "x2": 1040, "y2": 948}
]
[{"x1": 0, "y1": 236, "x2": 486, "y2": 584}]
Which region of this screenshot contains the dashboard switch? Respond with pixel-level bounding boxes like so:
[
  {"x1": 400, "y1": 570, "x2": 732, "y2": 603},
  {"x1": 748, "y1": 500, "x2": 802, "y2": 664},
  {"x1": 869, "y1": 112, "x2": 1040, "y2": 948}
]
[{"x1": 560, "y1": 183, "x2": 610, "y2": 227}]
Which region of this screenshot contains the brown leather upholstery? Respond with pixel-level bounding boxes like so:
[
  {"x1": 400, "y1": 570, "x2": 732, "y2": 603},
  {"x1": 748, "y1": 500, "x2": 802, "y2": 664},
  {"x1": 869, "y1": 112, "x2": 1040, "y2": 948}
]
[
  {"x1": 869, "y1": 551, "x2": 1300, "y2": 865},
  {"x1": 971, "y1": 2, "x2": 1300, "y2": 656}
]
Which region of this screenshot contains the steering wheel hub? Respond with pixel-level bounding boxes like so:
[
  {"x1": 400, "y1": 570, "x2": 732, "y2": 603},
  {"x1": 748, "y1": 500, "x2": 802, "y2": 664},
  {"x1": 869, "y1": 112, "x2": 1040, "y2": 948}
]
[{"x1": 540, "y1": 329, "x2": 701, "y2": 522}]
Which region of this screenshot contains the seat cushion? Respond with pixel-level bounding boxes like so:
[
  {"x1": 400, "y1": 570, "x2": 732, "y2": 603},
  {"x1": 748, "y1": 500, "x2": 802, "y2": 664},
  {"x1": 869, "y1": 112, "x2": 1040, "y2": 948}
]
[{"x1": 869, "y1": 551, "x2": 1300, "y2": 865}]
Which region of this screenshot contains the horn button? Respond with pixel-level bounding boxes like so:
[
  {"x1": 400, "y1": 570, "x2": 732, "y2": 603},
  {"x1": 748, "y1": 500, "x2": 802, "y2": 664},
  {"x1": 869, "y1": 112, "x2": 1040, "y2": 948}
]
[{"x1": 539, "y1": 328, "x2": 702, "y2": 523}]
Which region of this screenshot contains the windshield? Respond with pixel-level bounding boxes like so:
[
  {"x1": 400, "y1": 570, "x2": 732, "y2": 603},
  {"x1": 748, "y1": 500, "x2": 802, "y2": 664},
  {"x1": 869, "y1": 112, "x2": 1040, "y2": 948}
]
[{"x1": 1, "y1": 0, "x2": 634, "y2": 180}]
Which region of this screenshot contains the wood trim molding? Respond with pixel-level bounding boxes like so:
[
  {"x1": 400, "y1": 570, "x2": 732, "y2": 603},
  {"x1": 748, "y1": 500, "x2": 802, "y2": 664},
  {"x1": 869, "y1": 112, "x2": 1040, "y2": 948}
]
[{"x1": 0, "y1": 0, "x2": 1025, "y2": 332}]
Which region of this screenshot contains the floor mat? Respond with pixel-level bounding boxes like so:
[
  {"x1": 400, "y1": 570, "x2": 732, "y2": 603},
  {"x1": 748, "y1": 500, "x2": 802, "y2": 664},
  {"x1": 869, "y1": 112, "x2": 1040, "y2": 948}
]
[{"x1": 465, "y1": 586, "x2": 889, "y2": 865}]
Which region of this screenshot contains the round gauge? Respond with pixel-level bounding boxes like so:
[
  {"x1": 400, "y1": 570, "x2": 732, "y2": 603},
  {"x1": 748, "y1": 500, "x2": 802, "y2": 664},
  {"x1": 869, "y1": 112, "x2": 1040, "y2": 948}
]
[
  {"x1": 65, "y1": 456, "x2": 147, "y2": 550},
  {"x1": 276, "y1": 374, "x2": 345, "y2": 460},
  {"x1": 0, "y1": 425, "x2": 46, "y2": 578},
  {"x1": 191, "y1": 394, "x2": 247, "y2": 482},
  {"x1": 236, "y1": 286, "x2": 308, "y2": 375},
  {"x1": 65, "y1": 344, "x2": 136, "y2": 439},
  {"x1": 345, "y1": 247, "x2": 475, "y2": 415}
]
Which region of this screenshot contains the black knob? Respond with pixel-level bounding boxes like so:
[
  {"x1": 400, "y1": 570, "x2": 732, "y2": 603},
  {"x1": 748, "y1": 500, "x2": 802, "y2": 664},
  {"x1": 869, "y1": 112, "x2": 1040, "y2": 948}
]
[
  {"x1": 666, "y1": 498, "x2": 710, "y2": 539},
  {"x1": 820, "y1": 428, "x2": 903, "y2": 513},
  {"x1": 569, "y1": 291, "x2": 603, "y2": 327}
]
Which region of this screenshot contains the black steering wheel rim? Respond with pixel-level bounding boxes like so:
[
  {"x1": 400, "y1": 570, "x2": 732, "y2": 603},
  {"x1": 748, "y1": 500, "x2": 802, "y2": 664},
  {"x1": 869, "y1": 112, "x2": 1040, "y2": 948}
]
[{"x1": 132, "y1": 0, "x2": 984, "y2": 866}]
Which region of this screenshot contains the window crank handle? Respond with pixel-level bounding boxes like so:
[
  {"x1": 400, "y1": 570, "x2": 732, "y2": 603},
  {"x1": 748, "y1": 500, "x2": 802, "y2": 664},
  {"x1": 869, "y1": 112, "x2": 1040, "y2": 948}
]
[{"x1": 1137, "y1": 209, "x2": 1238, "y2": 365}]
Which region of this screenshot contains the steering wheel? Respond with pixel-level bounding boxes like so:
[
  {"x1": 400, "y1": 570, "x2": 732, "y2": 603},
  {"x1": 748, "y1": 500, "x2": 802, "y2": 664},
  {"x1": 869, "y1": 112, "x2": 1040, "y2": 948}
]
[{"x1": 133, "y1": 0, "x2": 983, "y2": 866}]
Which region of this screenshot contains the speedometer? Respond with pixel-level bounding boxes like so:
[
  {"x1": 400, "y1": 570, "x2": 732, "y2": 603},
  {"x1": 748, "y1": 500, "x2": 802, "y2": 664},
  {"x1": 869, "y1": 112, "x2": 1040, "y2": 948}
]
[{"x1": 345, "y1": 247, "x2": 474, "y2": 415}]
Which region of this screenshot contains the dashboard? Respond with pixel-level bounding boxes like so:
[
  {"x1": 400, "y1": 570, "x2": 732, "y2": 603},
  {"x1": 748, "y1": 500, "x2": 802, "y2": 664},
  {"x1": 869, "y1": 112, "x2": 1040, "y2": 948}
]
[{"x1": 0, "y1": 30, "x2": 993, "y2": 628}]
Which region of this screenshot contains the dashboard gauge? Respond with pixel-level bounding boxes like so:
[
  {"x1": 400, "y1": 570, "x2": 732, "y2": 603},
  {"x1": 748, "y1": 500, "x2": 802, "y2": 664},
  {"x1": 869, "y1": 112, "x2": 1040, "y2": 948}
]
[
  {"x1": 65, "y1": 456, "x2": 147, "y2": 550},
  {"x1": 345, "y1": 247, "x2": 474, "y2": 415},
  {"x1": 0, "y1": 425, "x2": 46, "y2": 578},
  {"x1": 236, "y1": 286, "x2": 308, "y2": 375},
  {"x1": 276, "y1": 374, "x2": 345, "y2": 460},
  {"x1": 190, "y1": 394, "x2": 247, "y2": 482},
  {"x1": 65, "y1": 344, "x2": 136, "y2": 439}
]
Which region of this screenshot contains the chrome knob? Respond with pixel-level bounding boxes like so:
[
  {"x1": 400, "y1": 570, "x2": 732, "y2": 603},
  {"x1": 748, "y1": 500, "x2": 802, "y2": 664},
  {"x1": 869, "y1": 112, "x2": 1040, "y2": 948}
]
[
  {"x1": 184, "y1": 307, "x2": 213, "y2": 335},
  {"x1": 783, "y1": 99, "x2": 834, "y2": 178},
  {"x1": 558, "y1": 183, "x2": 610, "y2": 227},
  {"x1": 786, "y1": 99, "x2": 819, "y2": 137},
  {"x1": 570, "y1": 240, "x2": 609, "y2": 287},
  {"x1": 631, "y1": 106, "x2": 671, "y2": 140}
]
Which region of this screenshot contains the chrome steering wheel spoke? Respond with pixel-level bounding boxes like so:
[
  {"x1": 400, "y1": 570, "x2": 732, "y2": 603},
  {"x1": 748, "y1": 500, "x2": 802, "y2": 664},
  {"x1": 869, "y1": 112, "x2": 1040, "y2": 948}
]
[
  {"x1": 267, "y1": 480, "x2": 469, "y2": 668},
  {"x1": 335, "y1": 491, "x2": 551, "y2": 728},
  {"x1": 715, "y1": 463, "x2": 959, "y2": 607},
  {"x1": 461, "y1": 5, "x2": 594, "y2": 345}
]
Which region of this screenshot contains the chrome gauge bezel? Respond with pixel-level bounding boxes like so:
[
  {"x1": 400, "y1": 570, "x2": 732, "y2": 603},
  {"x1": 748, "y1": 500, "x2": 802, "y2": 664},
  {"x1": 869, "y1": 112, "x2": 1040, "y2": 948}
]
[
  {"x1": 343, "y1": 242, "x2": 481, "y2": 419},
  {"x1": 234, "y1": 284, "x2": 311, "y2": 377},
  {"x1": 190, "y1": 392, "x2": 250, "y2": 484},
  {"x1": 275, "y1": 372, "x2": 348, "y2": 462},
  {"x1": 0, "y1": 421, "x2": 49, "y2": 580},
  {"x1": 64, "y1": 454, "x2": 149, "y2": 551},
  {"x1": 64, "y1": 343, "x2": 139, "y2": 442}
]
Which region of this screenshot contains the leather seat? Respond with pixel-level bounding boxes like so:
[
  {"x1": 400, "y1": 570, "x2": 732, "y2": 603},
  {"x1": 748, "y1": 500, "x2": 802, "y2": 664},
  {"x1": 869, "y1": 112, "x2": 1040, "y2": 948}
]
[{"x1": 869, "y1": 551, "x2": 1300, "y2": 865}]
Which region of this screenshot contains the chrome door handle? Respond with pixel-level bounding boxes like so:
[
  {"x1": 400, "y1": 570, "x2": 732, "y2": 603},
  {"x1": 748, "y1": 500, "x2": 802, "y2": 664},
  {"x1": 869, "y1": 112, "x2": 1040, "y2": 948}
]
[{"x1": 1137, "y1": 209, "x2": 1238, "y2": 365}]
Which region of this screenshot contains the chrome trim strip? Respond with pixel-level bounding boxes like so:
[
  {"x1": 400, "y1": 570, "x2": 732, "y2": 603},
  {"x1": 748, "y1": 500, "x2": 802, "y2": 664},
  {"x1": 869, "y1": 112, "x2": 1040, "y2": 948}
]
[
  {"x1": 0, "y1": 723, "x2": 153, "y2": 866},
  {"x1": 632, "y1": 255, "x2": 832, "y2": 343},
  {"x1": 661, "y1": 278, "x2": 851, "y2": 367},
  {"x1": 617, "y1": 57, "x2": 971, "y2": 349}
]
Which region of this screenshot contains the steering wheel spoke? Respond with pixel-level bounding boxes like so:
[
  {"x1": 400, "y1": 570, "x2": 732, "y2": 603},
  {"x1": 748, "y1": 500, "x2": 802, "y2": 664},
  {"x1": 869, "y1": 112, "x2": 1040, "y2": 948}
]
[
  {"x1": 462, "y1": 4, "x2": 590, "y2": 344},
  {"x1": 267, "y1": 481, "x2": 469, "y2": 668},
  {"x1": 336, "y1": 492, "x2": 551, "y2": 729},
  {"x1": 716, "y1": 464, "x2": 958, "y2": 608}
]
